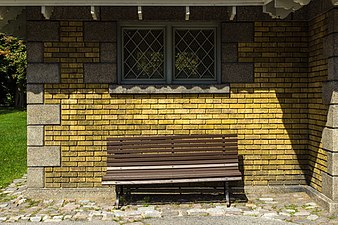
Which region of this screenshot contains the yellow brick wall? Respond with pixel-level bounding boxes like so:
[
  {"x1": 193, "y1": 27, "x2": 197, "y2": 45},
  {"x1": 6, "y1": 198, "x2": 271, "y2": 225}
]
[
  {"x1": 307, "y1": 14, "x2": 329, "y2": 192},
  {"x1": 42, "y1": 20, "x2": 327, "y2": 190}
]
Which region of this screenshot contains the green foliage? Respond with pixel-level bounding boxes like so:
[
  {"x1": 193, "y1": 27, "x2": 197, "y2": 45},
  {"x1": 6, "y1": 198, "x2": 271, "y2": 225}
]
[
  {"x1": 136, "y1": 51, "x2": 164, "y2": 77},
  {"x1": 0, "y1": 109, "x2": 27, "y2": 189},
  {"x1": 0, "y1": 33, "x2": 27, "y2": 107},
  {"x1": 175, "y1": 52, "x2": 199, "y2": 76}
]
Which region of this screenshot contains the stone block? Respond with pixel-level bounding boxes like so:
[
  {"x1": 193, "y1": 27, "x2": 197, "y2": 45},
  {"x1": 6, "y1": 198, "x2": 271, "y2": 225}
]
[
  {"x1": 27, "y1": 21, "x2": 59, "y2": 42},
  {"x1": 101, "y1": 7, "x2": 137, "y2": 21},
  {"x1": 221, "y1": 23, "x2": 254, "y2": 43},
  {"x1": 101, "y1": 43, "x2": 116, "y2": 63},
  {"x1": 328, "y1": 9, "x2": 338, "y2": 34},
  {"x1": 26, "y1": 7, "x2": 44, "y2": 20},
  {"x1": 27, "y1": 42, "x2": 44, "y2": 63},
  {"x1": 27, "y1": 105, "x2": 60, "y2": 125},
  {"x1": 236, "y1": 6, "x2": 271, "y2": 21},
  {"x1": 27, "y1": 126, "x2": 44, "y2": 146},
  {"x1": 327, "y1": 105, "x2": 338, "y2": 128},
  {"x1": 322, "y1": 127, "x2": 338, "y2": 152},
  {"x1": 222, "y1": 63, "x2": 254, "y2": 83},
  {"x1": 222, "y1": 43, "x2": 238, "y2": 63},
  {"x1": 51, "y1": 6, "x2": 92, "y2": 20},
  {"x1": 322, "y1": 173, "x2": 338, "y2": 201},
  {"x1": 328, "y1": 57, "x2": 338, "y2": 81},
  {"x1": 27, "y1": 63, "x2": 60, "y2": 84},
  {"x1": 323, "y1": 33, "x2": 338, "y2": 58},
  {"x1": 27, "y1": 167, "x2": 44, "y2": 188},
  {"x1": 27, "y1": 146, "x2": 61, "y2": 167},
  {"x1": 322, "y1": 81, "x2": 338, "y2": 105},
  {"x1": 84, "y1": 64, "x2": 116, "y2": 83},
  {"x1": 84, "y1": 22, "x2": 117, "y2": 42},
  {"x1": 328, "y1": 152, "x2": 338, "y2": 176},
  {"x1": 27, "y1": 84, "x2": 44, "y2": 104}
]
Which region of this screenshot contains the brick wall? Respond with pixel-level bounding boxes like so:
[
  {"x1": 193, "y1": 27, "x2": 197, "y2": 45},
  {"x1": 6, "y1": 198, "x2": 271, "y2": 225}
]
[
  {"x1": 37, "y1": 20, "x2": 318, "y2": 189},
  {"x1": 308, "y1": 14, "x2": 329, "y2": 192}
]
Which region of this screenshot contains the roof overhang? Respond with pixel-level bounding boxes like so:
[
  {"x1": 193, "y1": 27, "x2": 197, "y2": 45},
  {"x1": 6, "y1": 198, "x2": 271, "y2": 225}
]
[{"x1": 0, "y1": 0, "x2": 268, "y2": 7}]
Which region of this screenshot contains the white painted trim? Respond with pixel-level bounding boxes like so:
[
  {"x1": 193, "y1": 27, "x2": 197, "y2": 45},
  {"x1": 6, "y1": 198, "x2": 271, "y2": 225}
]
[
  {"x1": 41, "y1": 6, "x2": 54, "y2": 19},
  {"x1": 185, "y1": 6, "x2": 190, "y2": 21},
  {"x1": 230, "y1": 6, "x2": 236, "y2": 20},
  {"x1": 107, "y1": 163, "x2": 239, "y2": 171},
  {"x1": 91, "y1": 6, "x2": 98, "y2": 20},
  {"x1": 0, "y1": 0, "x2": 266, "y2": 6},
  {"x1": 138, "y1": 6, "x2": 142, "y2": 20}
]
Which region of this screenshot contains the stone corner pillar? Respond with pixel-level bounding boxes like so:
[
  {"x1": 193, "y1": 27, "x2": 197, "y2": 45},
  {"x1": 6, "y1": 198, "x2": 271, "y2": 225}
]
[{"x1": 321, "y1": 7, "x2": 338, "y2": 213}]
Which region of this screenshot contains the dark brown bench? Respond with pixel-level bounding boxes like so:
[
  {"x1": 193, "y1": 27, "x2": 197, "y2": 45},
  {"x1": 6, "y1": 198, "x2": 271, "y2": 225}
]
[{"x1": 102, "y1": 134, "x2": 242, "y2": 208}]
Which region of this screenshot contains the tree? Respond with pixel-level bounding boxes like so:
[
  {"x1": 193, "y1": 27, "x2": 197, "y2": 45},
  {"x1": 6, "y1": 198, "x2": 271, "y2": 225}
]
[{"x1": 0, "y1": 33, "x2": 27, "y2": 108}]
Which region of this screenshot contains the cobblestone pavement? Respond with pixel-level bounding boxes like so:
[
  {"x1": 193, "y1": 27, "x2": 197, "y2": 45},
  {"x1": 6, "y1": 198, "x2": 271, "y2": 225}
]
[{"x1": 0, "y1": 176, "x2": 337, "y2": 224}]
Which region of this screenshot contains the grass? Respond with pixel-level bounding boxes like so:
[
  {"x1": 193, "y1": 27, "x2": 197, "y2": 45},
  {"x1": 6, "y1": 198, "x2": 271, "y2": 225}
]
[{"x1": 0, "y1": 108, "x2": 27, "y2": 189}]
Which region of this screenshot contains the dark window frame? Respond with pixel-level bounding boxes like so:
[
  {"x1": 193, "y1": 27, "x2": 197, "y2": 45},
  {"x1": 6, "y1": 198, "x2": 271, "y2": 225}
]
[{"x1": 118, "y1": 22, "x2": 222, "y2": 85}]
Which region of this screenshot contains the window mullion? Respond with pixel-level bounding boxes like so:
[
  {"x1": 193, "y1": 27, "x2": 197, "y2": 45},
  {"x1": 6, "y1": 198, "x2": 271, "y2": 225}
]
[{"x1": 166, "y1": 25, "x2": 173, "y2": 84}]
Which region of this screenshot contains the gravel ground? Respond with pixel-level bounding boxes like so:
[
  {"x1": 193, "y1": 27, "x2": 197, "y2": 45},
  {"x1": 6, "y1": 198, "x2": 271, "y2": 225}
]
[{"x1": 0, "y1": 175, "x2": 337, "y2": 225}]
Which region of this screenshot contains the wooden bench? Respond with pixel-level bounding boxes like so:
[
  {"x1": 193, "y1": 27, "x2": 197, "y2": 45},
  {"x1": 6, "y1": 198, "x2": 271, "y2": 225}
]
[{"x1": 102, "y1": 134, "x2": 242, "y2": 208}]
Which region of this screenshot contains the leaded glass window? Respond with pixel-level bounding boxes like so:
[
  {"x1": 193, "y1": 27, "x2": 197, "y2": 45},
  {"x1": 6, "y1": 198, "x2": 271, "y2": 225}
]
[
  {"x1": 120, "y1": 24, "x2": 219, "y2": 84},
  {"x1": 174, "y1": 28, "x2": 216, "y2": 82},
  {"x1": 122, "y1": 28, "x2": 165, "y2": 81}
]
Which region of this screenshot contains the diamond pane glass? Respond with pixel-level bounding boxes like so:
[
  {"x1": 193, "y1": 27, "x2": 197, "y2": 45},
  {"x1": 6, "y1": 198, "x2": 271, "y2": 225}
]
[
  {"x1": 174, "y1": 29, "x2": 216, "y2": 81},
  {"x1": 123, "y1": 28, "x2": 165, "y2": 81}
]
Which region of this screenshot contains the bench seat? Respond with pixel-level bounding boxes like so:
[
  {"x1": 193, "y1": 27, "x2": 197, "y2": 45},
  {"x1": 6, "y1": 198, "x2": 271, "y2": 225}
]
[{"x1": 102, "y1": 134, "x2": 242, "y2": 207}]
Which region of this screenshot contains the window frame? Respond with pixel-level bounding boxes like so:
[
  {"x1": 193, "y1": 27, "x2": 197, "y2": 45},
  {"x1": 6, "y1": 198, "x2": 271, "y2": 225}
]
[{"x1": 117, "y1": 22, "x2": 222, "y2": 85}]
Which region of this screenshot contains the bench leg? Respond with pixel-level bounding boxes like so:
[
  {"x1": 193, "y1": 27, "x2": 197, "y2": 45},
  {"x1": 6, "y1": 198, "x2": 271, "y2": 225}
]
[
  {"x1": 115, "y1": 185, "x2": 122, "y2": 209},
  {"x1": 224, "y1": 182, "x2": 230, "y2": 207}
]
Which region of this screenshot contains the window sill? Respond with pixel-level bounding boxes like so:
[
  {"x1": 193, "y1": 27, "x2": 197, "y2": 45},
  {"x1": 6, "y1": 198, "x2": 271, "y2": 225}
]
[{"x1": 109, "y1": 84, "x2": 230, "y2": 94}]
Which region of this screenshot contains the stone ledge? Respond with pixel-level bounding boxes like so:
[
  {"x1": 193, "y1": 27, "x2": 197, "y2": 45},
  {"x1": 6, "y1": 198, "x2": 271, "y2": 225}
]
[
  {"x1": 26, "y1": 188, "x2": 116, "y2": 204},
  {"x1": 109, "y1": 84, "x2": 230, "y2": 94},
  {"x1": 27, "y1": 146, "x2": 61, "y2": 167}
]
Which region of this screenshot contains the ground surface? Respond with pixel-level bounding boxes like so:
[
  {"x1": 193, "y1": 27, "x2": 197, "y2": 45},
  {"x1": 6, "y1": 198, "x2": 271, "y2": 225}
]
[
  {"x1": 0, "y1": 109, "x2": 26, "y2": 189},
  {"x1": 0, "y1": 176, "x2": 337, "y2": 224}
]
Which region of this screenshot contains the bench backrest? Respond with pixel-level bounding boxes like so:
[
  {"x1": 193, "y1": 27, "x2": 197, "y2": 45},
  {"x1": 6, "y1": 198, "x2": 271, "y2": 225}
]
[{"x1": 106, "y1": 134, "x2": 238, "y2": 170}]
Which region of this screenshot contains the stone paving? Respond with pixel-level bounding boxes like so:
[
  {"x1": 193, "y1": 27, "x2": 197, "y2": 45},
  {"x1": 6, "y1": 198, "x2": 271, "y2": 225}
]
[{"x1": 0, "y1": 175, "x2": 337, "y2": 224}]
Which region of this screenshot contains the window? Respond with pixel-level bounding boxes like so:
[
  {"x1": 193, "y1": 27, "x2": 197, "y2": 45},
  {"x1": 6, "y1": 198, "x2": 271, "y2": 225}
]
[{"x1": 120, "y1": 24, "x2": 220, "y2": 85}]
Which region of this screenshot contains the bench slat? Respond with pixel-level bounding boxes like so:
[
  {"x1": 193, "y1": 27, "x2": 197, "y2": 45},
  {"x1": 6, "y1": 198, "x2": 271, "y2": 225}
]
[
  {"x1": 107, "y1": 155, "x2": 239, "y2": 163},
  {"x1": 108, "y1": 138, "x2": 237, "y2": 146},
  {"x1": 108, "y1": 142, "x2": 237, "y2": 150},
  {"x1": 103, "y1": 169, "x2": 242, "y2": 181},
  {"x1": 108, "y1": 146, "x2": 238, "y2": 154},
  {"x1": 106, "y1": 163, "x2": 238, "y2": 170},
  {"x1": 102, "y1": 177, "x2": 242, "y2": 185},
  {"x1": 110, "y1": 151, "x2": 239, "y2": 159},
  {"x1": 107, "y1": 158, "x2": 238, "y2": 167},
  {"x1": 107, "y1": 134, "x2": 237, "y2": 141}
]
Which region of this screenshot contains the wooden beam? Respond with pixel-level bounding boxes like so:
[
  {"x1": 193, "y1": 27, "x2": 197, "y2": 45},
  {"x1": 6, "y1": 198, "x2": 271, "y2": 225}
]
[{"x1": 0, "y1": 0, "x2": 267, "y2": 6}]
